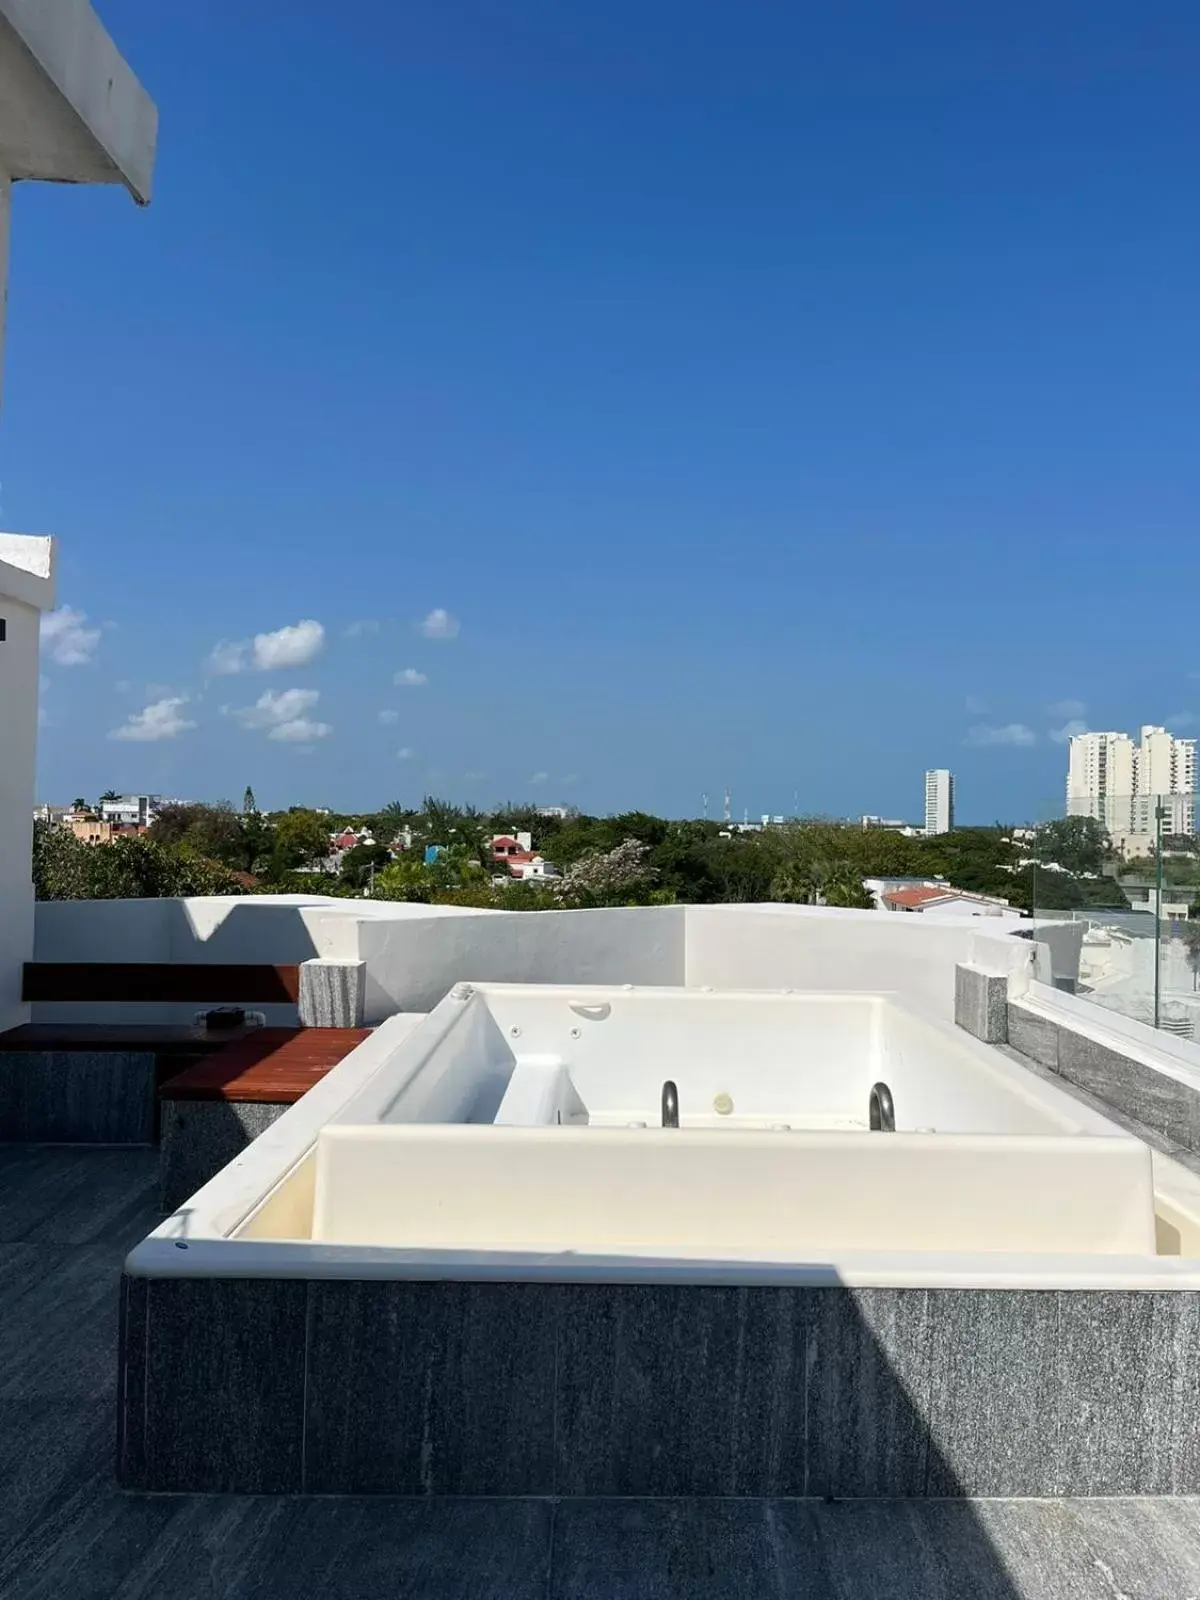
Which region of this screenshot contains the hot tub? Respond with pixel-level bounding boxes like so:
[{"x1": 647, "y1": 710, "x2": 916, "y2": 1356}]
[{"x1": 119, "y1": 986, "x2": 1200, "y2": 1499}]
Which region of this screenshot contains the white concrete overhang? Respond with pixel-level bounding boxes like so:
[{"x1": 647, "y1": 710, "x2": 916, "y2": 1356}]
[
  {"x1": 0, "y1": 531, "x2": 56, "y2": 609},
  {"x1": 0, "y1": 0, "x2": 156, "y2": 203}
]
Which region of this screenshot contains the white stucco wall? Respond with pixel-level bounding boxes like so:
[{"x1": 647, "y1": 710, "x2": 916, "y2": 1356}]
[
  {"x1": 356, "y1": 905, "x2": 687, "y2": 1022},
  {"x1": 0, "y1": 588, "x2": 39, "y2": 1031},
  {"x1": 31, "y1": 895, "x2": 383, "y2": 1024},
  {"x1": 683, "y1": 905, "x2": 1036, "y2": 1020}
]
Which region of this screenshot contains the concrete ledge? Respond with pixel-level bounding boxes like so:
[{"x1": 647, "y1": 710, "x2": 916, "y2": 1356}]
[
  {"x1": 954, "y1": 965, "x2": 1008, "y2": 1044},
  {"x1": 0, "y1": 0, "x2": 157, "y2": 200},
  {"x1": 1008, "y1": 1000, "x2": 1200, "y2": 1152},
  {"x1": 117, "y1": 1279, "x2": 1200, "y2": 1496},
  {"x1": 0, "y1": 1048, "x2": 154, "y2": 1142},
  {"x1": 158, "y1": 1100, "x2": 288, "y2": 1213}
]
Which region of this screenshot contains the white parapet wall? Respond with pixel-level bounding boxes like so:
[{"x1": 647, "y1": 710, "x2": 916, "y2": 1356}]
[
  {"x1": 354, "y1": 904, "x2": 687, "y2": 1020},
  {"x1": 683, "y1": 904, "x2": 1042, "y2": 1020},
  {"x1": 0, "y1": 535, "x2": 55, "y2": 1033},
  {"x1": 32, "y1": 896, "x2": 1057, "y2": 1028}
]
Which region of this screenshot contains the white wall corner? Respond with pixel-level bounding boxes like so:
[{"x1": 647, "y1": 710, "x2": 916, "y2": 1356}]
[{"x1": 0, "y1": 531, "x2": 56, "y2": 609}]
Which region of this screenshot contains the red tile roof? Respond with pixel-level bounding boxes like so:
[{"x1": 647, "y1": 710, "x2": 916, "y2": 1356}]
[{"x1": 882, "y1": 886, "x2": 959, "y2": 909}]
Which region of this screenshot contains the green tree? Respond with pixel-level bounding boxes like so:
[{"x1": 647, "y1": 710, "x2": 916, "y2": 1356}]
[
  {"x1": 340, "y1": 842, "x2": 392, "y2": 891},
  {"x1": 1182, "y1": 922, "x2": 1200, "y2": 992},
  {"x1": 33, "y1": 823, "x2": 246, "y2": 900},
  {"x1": 1034, "y1": 816, "x2": 1110, "y2": 877},
  {"x1": 99, "y1": 789, "x2": 121, "y2": 804},
  {"x1": 820, "y1": 867, "x2": 875, "y2": 910},
  {"x1": 270, "y1": 809, "x2": 333, "y2": 874}
]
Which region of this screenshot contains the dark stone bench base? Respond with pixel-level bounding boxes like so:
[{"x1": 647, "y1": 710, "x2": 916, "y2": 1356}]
[
  {"x1": 158, "y1": 1100, "x2": 287, "y2": 1211},
  {"x1": 0, "y1": 1050, "x2": 156, "y2": 1143},
  {"x1": 118, "y1": 1277, "x2": 1200, "y2": 1497}
]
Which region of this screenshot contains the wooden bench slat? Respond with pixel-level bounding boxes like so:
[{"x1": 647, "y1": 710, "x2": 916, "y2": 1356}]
[
  {"x1": 21, "y1": 963, "x2": 302, "y2": 1005},
  {"x1": 158, "y1": 1027, "x2": 372, "y2": 1103}
]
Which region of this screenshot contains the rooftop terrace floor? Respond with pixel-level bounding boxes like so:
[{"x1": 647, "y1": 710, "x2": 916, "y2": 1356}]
[{"x1": 3, "y1": 1144, "x2": 1200, "y2": 1598}]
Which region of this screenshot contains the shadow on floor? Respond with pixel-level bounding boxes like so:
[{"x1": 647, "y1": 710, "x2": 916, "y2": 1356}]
[{"x1": 2, "y1": 1146, "x2": 1198, "y2": 1598}]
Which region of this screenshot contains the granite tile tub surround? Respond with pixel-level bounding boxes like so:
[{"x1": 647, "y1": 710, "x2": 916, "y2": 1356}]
[
  {"x1": 0, "y1": 1050, "x2": 155, "y2": 1143},
  {"x1": 1007, "y1": 1001, "x2": 1200, "y2": 1152},
  {"x1": 117, "y1": 1278, "x2": 1200, "y2": 1497},
  {"x1": 954, "y1": 965, "x2": 1009, "y2": 1045}
]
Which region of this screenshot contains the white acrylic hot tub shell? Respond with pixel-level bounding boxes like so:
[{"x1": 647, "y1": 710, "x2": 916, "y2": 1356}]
[
  {"x1": 328, "y1": 985, "x2": 1127, "y2": 1136},
  {"x1": 124, "y1": 987, "x2": 1200, "y2": 1290},
  {"x1": 309, "y1": 1124, "x2": 1157, "y2": 1258}
]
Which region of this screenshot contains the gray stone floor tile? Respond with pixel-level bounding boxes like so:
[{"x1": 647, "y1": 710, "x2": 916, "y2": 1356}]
[
  {"x1": 0, "y1": 1490, "x2": 212, "y2": 1600},
  {"x1": 803, "y1": 1500, "x2": 1025, "y2": 1600},
  {"x1": 1084, "y1": 1498, "x2": 1200, "y2": 1596},
  {"x1": 550, "y1": 1500, "x2": 820, "y2": 1600},
  {"x1": 971, "y1": 1499, "x2": 1134, "y2": 1600},
  {"x1": 0, "y1": 1145, "x2": 158, "y2": 1247},
  {"x1": 0, "y1": 1247, "x2": 123, "y2": 1401},
  {"x1": 120, "y1": 1498, "x2": 553, "y2": 1600},
  {"x1": 0, "y1": 1400, "x2": 111, "y2": 1560}
]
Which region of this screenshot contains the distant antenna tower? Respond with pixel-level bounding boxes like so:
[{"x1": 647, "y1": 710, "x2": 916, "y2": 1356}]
[
  {"x1": 743, "y1": 807, "x2": 749, "y2": 826},
  {"x1": 723, "y1": 789, "x2": 732, "y2": 823},
  {"x1": 701, "y1": 792, "x2": 708, "y2": 820}
]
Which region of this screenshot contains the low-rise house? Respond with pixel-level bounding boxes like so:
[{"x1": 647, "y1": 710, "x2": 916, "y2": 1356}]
[
  {"x1": 490, "y1": 832, "x2": 533, "y2": 860},
  {"x1": 879, "y1": 883, "x2": 1017, "y2": 919}
]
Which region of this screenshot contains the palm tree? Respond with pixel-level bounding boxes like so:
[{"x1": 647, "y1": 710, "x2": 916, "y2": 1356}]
[
  {"x1": 820, "y1": 866, "x2": 875, "y2": 910},
  {"x1": 769, "y1": 861, "x2": 819, "y2": 904}
]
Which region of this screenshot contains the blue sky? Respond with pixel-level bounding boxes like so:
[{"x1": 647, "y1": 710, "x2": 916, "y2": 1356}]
[{"x1": 11, "y1": 1, "x2": 1200, "y2": 821}]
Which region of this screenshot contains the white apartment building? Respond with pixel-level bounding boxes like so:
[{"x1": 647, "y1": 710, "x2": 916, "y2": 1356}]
[
  {"x1": 924, "y1": 769, "x2": 954, "y2": 836},
  {"x1": 101, "y1": 794, "x2": 160, "y2": 828},
  {"x1": 1132, "y1": 726, "x2": 1197, "y2": 837},
  {"x1": 0, "y1": 2, "x2": 156, "y2": 1030},
  {"x1": 1067, "y1": 725, "x2": 1196, "y2": 844},
  {"x1": 1066, "y1": 732, "x2": 1137, "y2": 833}
]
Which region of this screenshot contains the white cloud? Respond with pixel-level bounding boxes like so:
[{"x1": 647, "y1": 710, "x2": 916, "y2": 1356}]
[
  {"x1": 345, "y1": 619, "x2": 380, "y2": 639},
  {"x1": 269, "y1": 717, "x2": 331, "y2": 743},
  {"x1": 530, "y1": 770, "x2": 550, "y2": 785},
  {"x1": 206, "y1": 619, "x2": 325, "y2": 674},
  {"x1": 41, "y1": 606, "x2": 101, "y2": 666},
  {"x1": 394, "y1": 667, "x2": 428, "y2": 687},
  {"x1": 965, "y1": 723, "x2": 1037, "y2": 748},
  {"x1": 110, "y1": 696, "x2": 195, "y2": 742},
  {"x1": 1049, "y1": 718, "x2": 1088, "y2": 744},
  {"x1": 206, "y1": 638, "x2": 250, "y2": 675},
  {"x1": 233, "y1": 687, "x2": 321, "y2": 730},
  {"x1": 378, "y1": 709, "x2": 400, "y2": 725},
  {"x1": 1046, "y1": 698, "x2": 1087, "y2": 720},
  {"x1": 396, "y1": 747, "x2": 414, "y2": 760},
  {"x1": 252, "y1": 619, "x2": 324, "y2": 670},
  {"x1": 418, "y1": 608, "x2": 460, "y2": 640}
]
